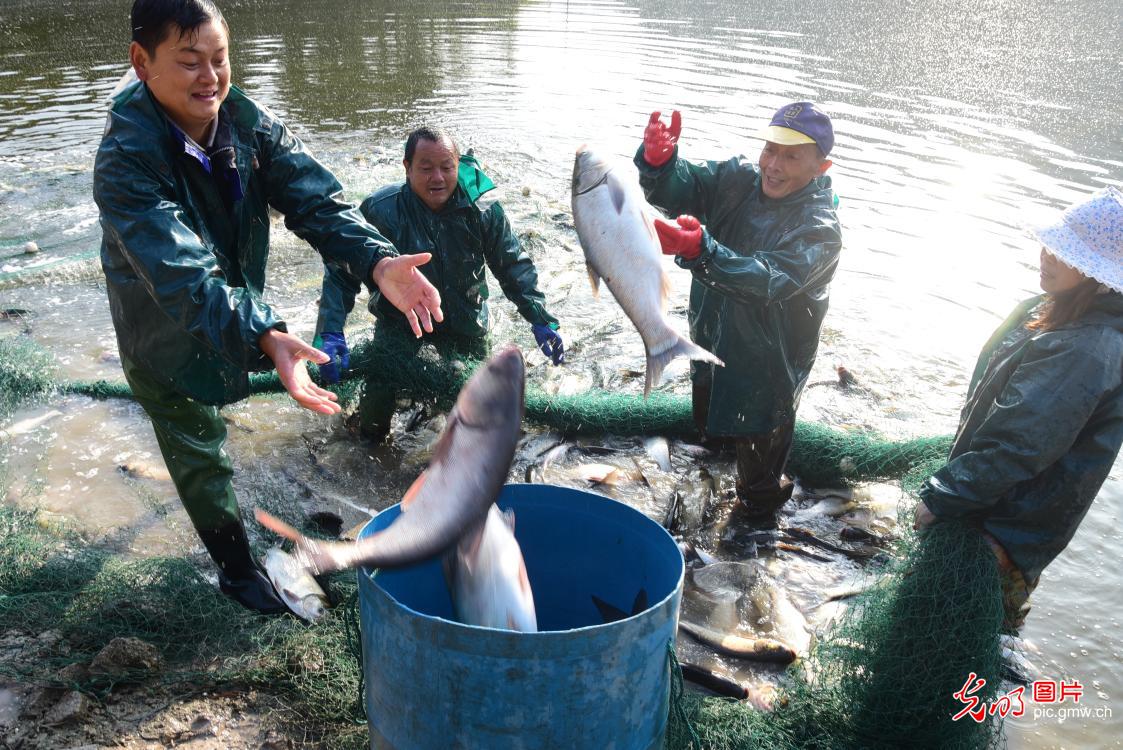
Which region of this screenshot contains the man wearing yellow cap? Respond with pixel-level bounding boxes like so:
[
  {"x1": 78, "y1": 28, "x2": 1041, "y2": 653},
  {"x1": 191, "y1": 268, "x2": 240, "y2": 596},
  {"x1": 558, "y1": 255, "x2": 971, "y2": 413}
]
[{"x1": 635, "y1": 102, "x2": 842, "y2": 520}]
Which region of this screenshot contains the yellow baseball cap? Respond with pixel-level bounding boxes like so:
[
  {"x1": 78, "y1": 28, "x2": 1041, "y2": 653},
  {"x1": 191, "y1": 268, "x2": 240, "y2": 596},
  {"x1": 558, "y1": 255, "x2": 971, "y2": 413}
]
[{"x1": 757, "y1": 125, "x2": 817, "y2": 146}]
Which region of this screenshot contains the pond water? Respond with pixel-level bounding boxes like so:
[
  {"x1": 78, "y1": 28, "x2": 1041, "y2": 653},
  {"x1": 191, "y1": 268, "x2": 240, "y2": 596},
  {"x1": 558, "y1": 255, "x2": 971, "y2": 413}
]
[{"x1": 0, "y1": 1, "x2": 1120, "y2": 746}]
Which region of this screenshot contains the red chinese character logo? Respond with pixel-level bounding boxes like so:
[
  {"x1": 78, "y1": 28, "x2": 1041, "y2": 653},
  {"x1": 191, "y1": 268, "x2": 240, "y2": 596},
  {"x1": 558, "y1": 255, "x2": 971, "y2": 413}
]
[
  {"x1": 1032, "y1": 680, "x2": 1057, "y2": 703},
  {"x1": 989, "y1": 685, "x2": 1025, "y2": 718},
  {"x1": 953, "y1": 673, "x2": 988, "y2": 723},
  {"x1": 1059, "y1": 681, "x2": 1083, "y2": 703}
]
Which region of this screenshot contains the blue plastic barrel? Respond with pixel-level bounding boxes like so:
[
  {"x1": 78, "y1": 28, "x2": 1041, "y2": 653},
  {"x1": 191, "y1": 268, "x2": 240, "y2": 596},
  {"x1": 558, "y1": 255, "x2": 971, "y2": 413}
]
[{"x1": 357, "y1": 483, "x2": 684, "y2": 750}]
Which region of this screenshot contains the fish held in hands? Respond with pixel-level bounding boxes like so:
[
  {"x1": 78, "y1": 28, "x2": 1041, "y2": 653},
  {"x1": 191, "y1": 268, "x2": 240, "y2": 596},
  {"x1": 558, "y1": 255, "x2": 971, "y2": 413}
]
[{"x1": 571, "y1": 146, "x2": 722, "y2": 396}]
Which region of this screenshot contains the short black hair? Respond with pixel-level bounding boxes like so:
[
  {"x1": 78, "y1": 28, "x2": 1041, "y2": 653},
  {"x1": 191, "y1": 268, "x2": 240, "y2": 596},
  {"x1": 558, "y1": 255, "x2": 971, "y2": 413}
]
[
  {"x1": 131, "y1": 0, "x2": 226, "y2": 57},
  {"x1": 404, "y1": 126, "x2": 459, "y2": 164}
]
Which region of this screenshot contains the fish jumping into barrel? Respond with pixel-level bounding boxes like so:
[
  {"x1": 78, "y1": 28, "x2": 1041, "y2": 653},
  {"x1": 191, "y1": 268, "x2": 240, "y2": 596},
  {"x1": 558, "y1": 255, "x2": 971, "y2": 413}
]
[
  {"x1": 444, "y1": 503, "x2": 538, "y2": 632},
  {"x1": 571, "y1": 145, "x2": 722, "y2": 396},
  {"x1": 255, "y1": 346, "x2": 526, "y2": 578}
]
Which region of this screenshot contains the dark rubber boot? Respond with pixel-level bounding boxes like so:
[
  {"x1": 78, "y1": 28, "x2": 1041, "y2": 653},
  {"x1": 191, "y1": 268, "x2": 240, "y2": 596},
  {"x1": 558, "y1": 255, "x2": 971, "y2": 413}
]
[
  {"x1": 198, "y1": 522, "x2": 288, "y2": 615},
  {"x1": 357, "y1": 380, "x2": 396, "y2": 443}
]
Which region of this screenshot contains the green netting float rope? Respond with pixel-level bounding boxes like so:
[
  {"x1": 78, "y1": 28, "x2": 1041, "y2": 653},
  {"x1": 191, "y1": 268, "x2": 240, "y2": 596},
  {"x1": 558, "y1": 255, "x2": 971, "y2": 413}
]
[{"x1": 1, "y1": 333, "x2": 952, "y2": 486}]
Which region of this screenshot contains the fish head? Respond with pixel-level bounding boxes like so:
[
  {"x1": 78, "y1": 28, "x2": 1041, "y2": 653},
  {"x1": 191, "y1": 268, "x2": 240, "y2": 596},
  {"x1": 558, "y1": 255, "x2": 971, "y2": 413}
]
[
  {"x1": 572, "y1": 145, "x2": 608, "y2": 195},
  {"x1": 274, "y1": 583, "x2": 327, "y2": 623},
  {"x1": 302, "y1": 594, "x2": 327, "y2": 622},
  {"x1": 454, "y1": 345, "x2": 525, "y2": 430}
]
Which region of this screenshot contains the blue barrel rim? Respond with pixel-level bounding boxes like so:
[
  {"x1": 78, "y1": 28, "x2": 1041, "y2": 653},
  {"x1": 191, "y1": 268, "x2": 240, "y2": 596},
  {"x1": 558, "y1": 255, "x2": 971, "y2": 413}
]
[{"x1": 358, "y1": 482, "x2": 685, "y2": 636}]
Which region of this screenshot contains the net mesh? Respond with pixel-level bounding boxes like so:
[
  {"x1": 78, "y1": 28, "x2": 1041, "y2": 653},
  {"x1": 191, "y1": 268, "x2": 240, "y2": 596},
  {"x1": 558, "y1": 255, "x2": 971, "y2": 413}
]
[{"x1": 666, "y1": 522, "x2": 1005, "y2": 749}]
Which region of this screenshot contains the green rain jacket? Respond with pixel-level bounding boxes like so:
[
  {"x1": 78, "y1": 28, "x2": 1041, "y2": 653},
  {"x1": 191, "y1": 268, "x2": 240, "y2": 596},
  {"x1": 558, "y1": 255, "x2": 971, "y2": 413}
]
[
  {"x1": 94, "y1": 82, "x2": 395, "y2": 405},
  {"x1": 634, "y1": 146, "x2": 842, "y2": 436},
  {"x1": 921, "y1": 292, "x2": 1123, "y2": 581},
  {"x1": 316, "y1": 155, "x2": 557, "y2": 339}
]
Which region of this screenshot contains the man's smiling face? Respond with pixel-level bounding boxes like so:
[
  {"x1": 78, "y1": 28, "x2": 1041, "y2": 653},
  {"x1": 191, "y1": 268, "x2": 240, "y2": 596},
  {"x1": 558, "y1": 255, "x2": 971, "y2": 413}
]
[
  {"x1": 405, "y1": 137, "x2": 459, "y2": 213},
  {"x1": 758, "y1": 141, "x2": 830, "y2": 200},
  {"x1": 130, "y1": 17, "x2": 230, "y2": 143}
]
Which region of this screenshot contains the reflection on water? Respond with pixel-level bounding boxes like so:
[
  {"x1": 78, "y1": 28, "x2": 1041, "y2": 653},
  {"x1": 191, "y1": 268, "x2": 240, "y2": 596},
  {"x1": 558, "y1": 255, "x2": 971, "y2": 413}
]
[{"x1": 1, "y1": 0, "x2": 1121, "y2": 746}]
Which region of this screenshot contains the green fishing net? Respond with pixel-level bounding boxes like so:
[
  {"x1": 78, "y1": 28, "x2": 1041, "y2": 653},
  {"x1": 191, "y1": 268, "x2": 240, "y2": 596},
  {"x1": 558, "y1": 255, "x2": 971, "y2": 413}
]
[
  {"x1": 0, "y1": 330, "x2": 1009, "y2": 749},
  {"x1": 666, "y1": 521, "x2": 1005, "y2": 750}
]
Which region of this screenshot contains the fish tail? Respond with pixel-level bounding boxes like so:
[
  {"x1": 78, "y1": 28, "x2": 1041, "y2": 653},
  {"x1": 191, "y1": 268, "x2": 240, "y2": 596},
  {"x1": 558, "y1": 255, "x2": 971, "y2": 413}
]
[{"x1": 644, "y1": 335, "x2": 724, "y2": 397}]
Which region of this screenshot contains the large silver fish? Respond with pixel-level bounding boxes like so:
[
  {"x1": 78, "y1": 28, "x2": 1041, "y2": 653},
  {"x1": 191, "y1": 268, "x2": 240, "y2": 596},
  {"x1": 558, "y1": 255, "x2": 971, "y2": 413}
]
[
  {"x1": 255, "y1": 346, "x2": 526, "y2": 575},
  {"x1": 262, "y1": 547, "x2": 329, "y2": 623},
  {"x1": 571, "y1": 146, "x2": 722, "y2": 396},
  {"x1": 444, "y1": 504, "x2": 537, "y2": 632}
]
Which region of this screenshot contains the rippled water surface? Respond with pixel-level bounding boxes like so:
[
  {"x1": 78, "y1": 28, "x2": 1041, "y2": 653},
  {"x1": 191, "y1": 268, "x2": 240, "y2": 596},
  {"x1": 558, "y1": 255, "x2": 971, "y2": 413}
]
[{"x1": 1, "y1": 1, "x2": 1120, "y2": 746}]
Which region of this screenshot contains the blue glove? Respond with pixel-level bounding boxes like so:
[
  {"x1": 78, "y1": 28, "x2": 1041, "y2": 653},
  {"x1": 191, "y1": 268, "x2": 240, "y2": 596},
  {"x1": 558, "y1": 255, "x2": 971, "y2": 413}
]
[
  {"x1": 316, "y1": 331, "x2": 350, "y2": 384},
  {"x1": 532, "y1": 323, "x2": 565, "y2": 365}
]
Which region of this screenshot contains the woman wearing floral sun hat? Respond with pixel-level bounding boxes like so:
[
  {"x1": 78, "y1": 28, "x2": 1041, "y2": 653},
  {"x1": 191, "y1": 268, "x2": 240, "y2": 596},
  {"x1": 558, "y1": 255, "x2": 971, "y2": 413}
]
[{"x1": 914, "y1": 186, "x2": 1123, "y2": 630}]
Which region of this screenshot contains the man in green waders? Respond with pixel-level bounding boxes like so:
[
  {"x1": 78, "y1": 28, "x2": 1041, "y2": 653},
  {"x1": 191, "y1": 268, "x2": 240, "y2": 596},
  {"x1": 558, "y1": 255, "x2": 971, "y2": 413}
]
[
  {"x1": 637, "y1": 103, "x2": 842, "y2": 520},
  {"x1": 94, "y1": 0, "x2": 443, "y2": 614},
  {"x1": 315, "y1": 126, "x2": 564, "y2": 441}
]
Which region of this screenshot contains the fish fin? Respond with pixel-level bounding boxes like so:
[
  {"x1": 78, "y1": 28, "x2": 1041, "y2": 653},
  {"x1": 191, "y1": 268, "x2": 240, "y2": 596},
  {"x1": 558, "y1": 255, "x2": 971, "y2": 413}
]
[
  {"x1": 645, "y1": 335, "x2": 724, "y2": 398},
  {"x1": 255, "y1": 508, "x2": 303, "y2": 543},
  {"x1": 591, "y1": 594, "x2": 629, "y2": 623},
  {"x1": 642, "y1": 344, "x2": 662, "y2": 399},
  {"x1": 609, "y1": 179, "x2": 626, "y2": 214},
  {"x1": 631, "y1": 588, "x2": 648, "y2": 616},
  {"x1": 585, "y1": 264, "x2": 602, "y2": 296},
  {"x1": 518, "y1": 558, "x2": 532, "y2": 596},
  {"x1": 428, "y1": 406, "x2": 462, "y2": 464},
  {"x1": 645, "y1": 213, "x2": 661, "y2": 246},
  {"x1": 400, "y1": 469, "x2": 428, "y2": 511},
  {"x1": 457, "y1": 516, "x2": 488, "y2": 576}
]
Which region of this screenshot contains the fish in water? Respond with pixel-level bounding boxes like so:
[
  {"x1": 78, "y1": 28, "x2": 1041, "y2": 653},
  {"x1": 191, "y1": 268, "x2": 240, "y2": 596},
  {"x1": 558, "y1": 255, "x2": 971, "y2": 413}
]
[
  {"x1": 574, "y1": 462, "x2": 644, "y2": 487},
  {"x1": 643, "y1": 436, "x2": 672, "y2": 472},
  {"x1": 678, "y1": 620, "x2": 796, "y2": 664},
  {"x1": 117, "y1": 461, "x2": 173, "y2": 482},
  {"x1": 677, "y1": 661, "x2": 750, "y2": 701},
  {"x1": 262, "y1": 547, "x2": 329, "y2": 623},
  {"x1": 444, "y1": 504, "x2": 537, "y2": 632},
  {"x1": 681, "y1": 561, "x2": 807, "y2": 662},
  {"x1": 676, "y1": 540, "x2": 719, "y2": 568},
  {"x1": 255, "y1": 346, "x2": 526, "y2": 575},
  {"x1": 0, "y1": 409, "x2": 62, "y2": 440},
  {"x1": 571, "y1": 146, "x2": 722, "y2": 396}
]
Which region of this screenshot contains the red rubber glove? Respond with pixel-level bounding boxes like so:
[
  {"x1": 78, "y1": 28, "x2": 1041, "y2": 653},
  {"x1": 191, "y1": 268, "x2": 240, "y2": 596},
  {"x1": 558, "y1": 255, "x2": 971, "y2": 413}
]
[
  {"x1": 654, "y1": 215, "x2": 702, "y2": 260},
  {"x1": 643, "y1": 110, "x2": 682, "y2": 168}
]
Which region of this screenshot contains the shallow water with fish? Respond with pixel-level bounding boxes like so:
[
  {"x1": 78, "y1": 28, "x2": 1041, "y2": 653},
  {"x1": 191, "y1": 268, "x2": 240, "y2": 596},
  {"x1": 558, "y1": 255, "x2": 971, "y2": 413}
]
[{"x1": 1, "y1": 0, "x2": 1120, "y2": 746}]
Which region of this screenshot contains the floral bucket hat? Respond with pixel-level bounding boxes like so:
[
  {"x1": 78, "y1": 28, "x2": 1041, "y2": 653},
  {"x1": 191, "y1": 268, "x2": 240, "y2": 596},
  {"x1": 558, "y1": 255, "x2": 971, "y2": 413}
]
[{"x1": 1030, "y1": 186, "x2": 1123, "y2": 293}]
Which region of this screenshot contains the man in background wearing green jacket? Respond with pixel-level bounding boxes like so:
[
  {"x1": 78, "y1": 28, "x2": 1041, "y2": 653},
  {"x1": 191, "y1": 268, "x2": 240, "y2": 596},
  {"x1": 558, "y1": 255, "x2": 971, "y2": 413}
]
[
  {"x1": 94, "y1": 0, "x2": 443, "y2": 614},
  {"x1": 316, "y1": 126, "x2": 563, "y2": 441},
  {"x1": 637, "y1": 103, "x2": 842, "y2": 520}
]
